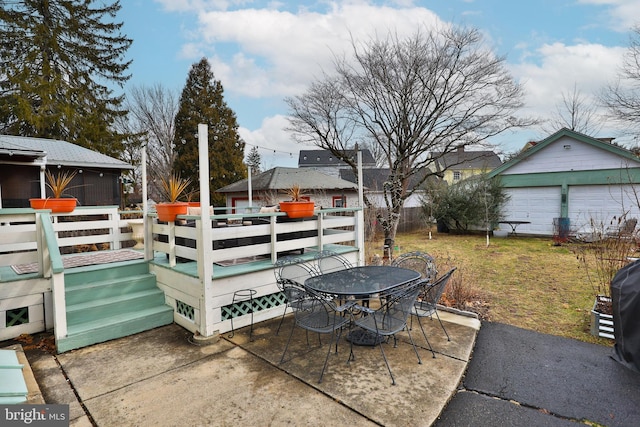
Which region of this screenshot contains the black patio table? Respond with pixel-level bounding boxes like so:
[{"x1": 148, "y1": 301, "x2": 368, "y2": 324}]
[
  {"x1": 304, "y1": 265, "x2": 421, "y2": 345},
  {"x1": 498, "y1": 220, "x2": 531, "y2": 236},
  {"x1": 305, "y1": 265, "x2": 420, "y2": 297}
]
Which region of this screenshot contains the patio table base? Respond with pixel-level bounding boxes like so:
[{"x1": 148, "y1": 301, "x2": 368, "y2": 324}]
[{"x1": 346, "y1": 328, "x2": 385, "y2": 346}]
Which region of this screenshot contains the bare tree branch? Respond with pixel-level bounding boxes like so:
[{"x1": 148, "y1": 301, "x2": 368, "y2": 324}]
[{"x1": 286, "y1": 26, "x2": 534, "y2": 247}]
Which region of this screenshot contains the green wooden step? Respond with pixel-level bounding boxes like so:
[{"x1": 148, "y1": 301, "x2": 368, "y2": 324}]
[
  {"x1": 65, "y1": 273, "x2": 157, "y2": 305},
  {"x1": 0, "y1": 350, "x2": 28, "y2": 404},
  {"x1": 57, "y1": 306, "x2": 174, "y2": 353},
  {"x1": 64, "y1": 260, "x2": 150, "y2": 288},
  {"x1": 66, "y1": 289, "x2": 167, "y2": 325}
]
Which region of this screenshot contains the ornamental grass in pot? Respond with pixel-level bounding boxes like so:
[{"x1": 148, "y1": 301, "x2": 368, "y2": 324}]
[
  {"x1": 29, "y1": 170, "x2": 79, "y2": 213},
  {"x1": 279, "y1": 184, "x2": 315, "y2": 218},
  {"x1": 156, "y1": 174, "x2": 191, "y2": 222}
]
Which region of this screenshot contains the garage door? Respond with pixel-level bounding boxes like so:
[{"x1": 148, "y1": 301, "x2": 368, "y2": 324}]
[
  {"x1": 503, "y1": 187, "x2": 561, "y2": 235},
  {"x1": 568, "y1": 185, "x2": 640, "y2": 234}
]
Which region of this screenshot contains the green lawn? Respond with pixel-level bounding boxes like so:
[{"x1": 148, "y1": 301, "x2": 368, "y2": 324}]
[{"x1": 367, "y1": 230, "x2": 614, "y2": 346}]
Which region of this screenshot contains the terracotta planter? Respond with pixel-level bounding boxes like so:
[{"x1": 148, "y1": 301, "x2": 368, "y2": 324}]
[
  {"x1": 156, "y1": 202, "x2": 188, "y2": 222},
  {"x1": 187, "y1": 202, "x2": 200, "y2": 207},
  {"x1": 279, "y1": 201, "x2": 315, "y2": 218},
  {"x1": 29, "y1": 198, "x2": 77, "y2": 213}
]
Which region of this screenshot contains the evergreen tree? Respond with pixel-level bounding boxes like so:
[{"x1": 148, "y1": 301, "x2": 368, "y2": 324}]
[
  {"x1": 245, "y1": 146, "x2": 262, "y2": 175},
  {"x1": 0, "y1": 0, "x2": 132, "y2": 157},
  {"x1": 173, "y1": 58, "x2": 246, "y2": 206}
]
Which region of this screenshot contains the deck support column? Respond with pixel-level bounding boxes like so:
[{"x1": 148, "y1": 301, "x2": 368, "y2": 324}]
[{"x1": 196, "y1": 124, "x2": 216, "y2": 339}]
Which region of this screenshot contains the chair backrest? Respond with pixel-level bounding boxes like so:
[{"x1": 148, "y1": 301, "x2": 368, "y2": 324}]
[
  {"x1": 314, "y1": 250, "x2": 353, "y2": 274},
  {"x1": 422, "y1": 268, "x2": 457, "y2": 305},
  {"x1": 391, "y1": 251, "x2": 437, "y2": 282},
  {"x1": 376, "y1": 280, "x2": 423, "y2": 334},
  {"x1": 274, "y1": 256, "x2": 318, "y2": 290}
]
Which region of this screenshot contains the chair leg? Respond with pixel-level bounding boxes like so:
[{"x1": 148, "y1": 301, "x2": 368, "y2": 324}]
[
  {"x1": 415, "y1": 315, "x2": 436, "y2": 358},
  {"x1": 279, "y1": 319, "x2": 297, "y2": 364},
  {"x1": 405, "y1": 325, "x2": 423, "y2": 366},
  {"x1": 434, "y1": 310, "x2": 450, "y2": 341},
  {"x1": 275, "y1": 307, "x2": 289, "y2": 336},
  {"x1": 318, "y1": 328, "x2": 343, "y2": 384},
  {"x1": 377, "y1": 340, "x2": 396, "y2": 385}
]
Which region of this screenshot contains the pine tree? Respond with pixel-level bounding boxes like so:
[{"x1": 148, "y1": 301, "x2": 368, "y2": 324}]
[
  {"x1": 0, "y1": 0, "x2": 132, "y2": 157},
  {"x1": 173, "y1": 58, "x2": 246, "y2": 206},
  {"x1": 245, "y1": 146, "x2": 262, "y2": 175}
]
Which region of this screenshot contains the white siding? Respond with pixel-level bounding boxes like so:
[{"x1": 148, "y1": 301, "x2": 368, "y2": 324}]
[
  {"x1": 502, "y1": 187, "x2": 561, "y2": 235},
  {"x1": 568, "y1": 185, "x2": 640, "y2": 234},
  {"x1": 503, "y1": 137, "x2": 634, "y2": 175}
]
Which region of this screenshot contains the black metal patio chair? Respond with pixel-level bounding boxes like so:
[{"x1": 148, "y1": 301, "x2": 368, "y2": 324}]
[
  {"x1": 279, "y1": 282, "x2": 354, "y2": 383},
  {"x1": 273, "y1": 256, "x2": 319, "y2": 335},
  {"x1": 391, "y1": 251, "x2": 438, "y2": 282},
  {"x1": 313, "y1": 249, "x2": 353, "y2": 274},
  {"x1": 411, "y1": 268, "x2": 457, "y2": 345},
  {"x1": 352, "y1": 280, "x2": 423, "y2": 385}
]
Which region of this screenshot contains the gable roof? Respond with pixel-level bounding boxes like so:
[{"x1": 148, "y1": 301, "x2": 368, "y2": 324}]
[
  {"x1": 0, "y1": 135, "x2": 133, "y2": 170},
  {"x1": 433, "y1": 147, "x2": 502, "y2": 171},
  {"x1": 488, "y1": 128, "x2": 640, "y2": 177},
  {"x1": 217, "y1": 167, "x2": 359, "y2": 193},
  {"x1": 339, "y1": 167, "x2": 436, "y2": 191},
  {"x1": 298, "y1": 149, "x2": 376, "y2": 167}
]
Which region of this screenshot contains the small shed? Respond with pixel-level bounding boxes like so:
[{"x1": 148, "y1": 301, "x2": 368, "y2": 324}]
[
  {"x1": 488, "y1": 128, "x2": 640, "y2": 236},
  {"x1": 0, "y1": 135, "x2": 133, "y2": 208},
  {"x1": 216, "y1": 167, "x2": 359, "y2": 212}
]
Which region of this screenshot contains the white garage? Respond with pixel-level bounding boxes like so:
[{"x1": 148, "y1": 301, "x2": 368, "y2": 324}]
[
  {"x1": 502, "y1": 187, "x2": 561, "y2": 235},
  {"x1": 568, "y1": 185, "x2": 640, "y2": 234},
  {"x1": 489, "y1": 128, "x2": 640, "y2": 237}
]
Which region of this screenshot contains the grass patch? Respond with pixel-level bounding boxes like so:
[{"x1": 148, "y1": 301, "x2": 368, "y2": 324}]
[{"x1": 367, "y1": 230, "x2": 613, "y2": 346}]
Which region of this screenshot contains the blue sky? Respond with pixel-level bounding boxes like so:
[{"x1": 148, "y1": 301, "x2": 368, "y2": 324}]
[{"x1": 119, "y1": 0, "x2": 639, "y2": 168}]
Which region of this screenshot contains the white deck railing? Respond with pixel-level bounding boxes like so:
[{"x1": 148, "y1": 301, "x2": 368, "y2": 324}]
[{"x1": 150, "y1": 208, "x2": 362, "y2": 271}]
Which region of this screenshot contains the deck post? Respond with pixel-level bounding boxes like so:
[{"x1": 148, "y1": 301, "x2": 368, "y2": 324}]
[
  {"x1": 356, "y1": 150, "x2": 366, "y2": 266},
  {"x1": 196, "y1": 124, "x2": 216, "y2": 338}
]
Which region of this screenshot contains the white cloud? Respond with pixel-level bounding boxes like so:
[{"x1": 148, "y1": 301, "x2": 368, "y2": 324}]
[
  {"x1": 511, "y1": 42, "x2": 625, "y2": 115},
  {"x1": 577, "y1": 0, "x2": 640, "y2": 31},
  {"x1": 239, "y1": 115, "x2": 308, "y2": 169},
  {"x1": 192, "y1": 3, "x2": 442, "y2": 98}
]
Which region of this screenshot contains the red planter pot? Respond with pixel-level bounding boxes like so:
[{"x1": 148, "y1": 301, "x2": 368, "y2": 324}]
[
  {"x1": 29, "y1": 198, "x2": 77, "y2": 213},
  {"x1": 279, "y1": 201, "x2": 315, "y2": 218},
  {"x1": 156, "y1": 202, "x2": 189, "y2": 222}
]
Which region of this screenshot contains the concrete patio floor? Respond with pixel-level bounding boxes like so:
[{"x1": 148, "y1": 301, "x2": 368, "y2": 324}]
[{"x1": 20, "y1": 310, "x2": 480, "y2": 426}]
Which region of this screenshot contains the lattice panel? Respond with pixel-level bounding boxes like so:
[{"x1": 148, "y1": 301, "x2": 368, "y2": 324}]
[
  {"x1": 221, "y1": 291, "x2": 286, "y2": 320},
  {"x1": 176, "y1": 300, "x2": 195, "y2": 321},
  {"x1": 6, "y1": 307, "x2": 29, "y2": 326}
]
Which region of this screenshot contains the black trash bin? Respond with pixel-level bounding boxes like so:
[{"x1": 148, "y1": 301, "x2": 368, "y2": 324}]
[{"x1": 610, "y1": 259, "x2": 640, "y2": 374}]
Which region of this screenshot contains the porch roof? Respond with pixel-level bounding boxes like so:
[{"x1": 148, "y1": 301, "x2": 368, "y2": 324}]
[{"x1": 0, "y1": 135, "x2": 133, "y2": 169}]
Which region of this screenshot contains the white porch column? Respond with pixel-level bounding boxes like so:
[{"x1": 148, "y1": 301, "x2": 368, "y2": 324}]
[
  {"x1": 356, "y1": 150, "x2": 365, "y2": 265},
  {"x1": 196, "y1": 124, "x2": 215, "y2": 338}
]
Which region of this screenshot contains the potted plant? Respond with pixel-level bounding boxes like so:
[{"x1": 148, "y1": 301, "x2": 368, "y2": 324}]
[
  {"x1": 573, "y1": 215, "x2": 637, "y2": 339},
  {"x1": 279, "y1": 184, "x2": 315, "y2": 218},
  {"x1": 156, "y1": 174, "x2": 191, "y2": 222},
  {"x1": 29, "y1": 170, "x2": 78, "y2": 213}
]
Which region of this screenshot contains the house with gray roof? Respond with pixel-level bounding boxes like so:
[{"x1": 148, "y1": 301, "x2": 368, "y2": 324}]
[
  {"x1": 0, "y1": 135, "x2": 133, "y2": 208},
  {"x1": 298, "y1": 149, "x2": 376, "y2": 178},
  {"x1": 216, "y1": 166, "x2": 359, "y2": 212},
  {"x1": 432, "y1": 146, "x2": 502, "y2": 184}
]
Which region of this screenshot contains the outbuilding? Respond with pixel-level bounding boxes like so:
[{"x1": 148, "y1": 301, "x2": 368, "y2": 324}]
[{"x1": 488, "y1": 128, "x2": 640, "y2": 236}]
